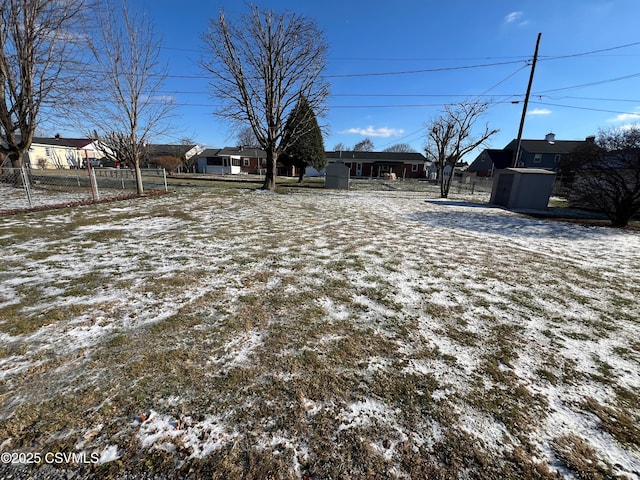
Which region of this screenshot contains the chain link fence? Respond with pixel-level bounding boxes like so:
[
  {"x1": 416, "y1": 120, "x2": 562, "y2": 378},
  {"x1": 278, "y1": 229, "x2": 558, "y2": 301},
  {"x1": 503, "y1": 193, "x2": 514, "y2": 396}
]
[
  {"x1": 349, "y1": 175, "x2": 570, "y2": 204},
  {"x1": 0, "y1": 167, "x2": 167, "y2": 213},
  {"x1": 349, "y1": 176, "x2": 495, "y2": 200}
]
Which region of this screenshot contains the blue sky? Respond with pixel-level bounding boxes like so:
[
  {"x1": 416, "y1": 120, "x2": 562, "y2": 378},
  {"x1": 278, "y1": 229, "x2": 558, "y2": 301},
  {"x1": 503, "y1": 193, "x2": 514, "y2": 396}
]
[{"x1": 135, "y1": 0, "x2": 640, "y2": 160}]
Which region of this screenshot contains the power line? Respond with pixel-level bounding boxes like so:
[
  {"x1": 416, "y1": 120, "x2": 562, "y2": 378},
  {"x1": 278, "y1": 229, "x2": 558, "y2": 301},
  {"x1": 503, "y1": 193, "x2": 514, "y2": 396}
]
[
  {"x1": 163, "y1": 41, "x2": 640, "y2": 62},
  {"x1": 539, "y1": 41, "x2": 640, "y2": 61},
  {"x1": 326, "y1": 59, "x2": 527, "y2": 78},
  {"x1": 548, "y1": 95, "x2": 640, "y2": 103},
  {"x1": 529, "y1": 101, "x2": 639, "y2": 116},
  {"x1": 533, "y1": 72, "x2": 640, "y2": 94}
]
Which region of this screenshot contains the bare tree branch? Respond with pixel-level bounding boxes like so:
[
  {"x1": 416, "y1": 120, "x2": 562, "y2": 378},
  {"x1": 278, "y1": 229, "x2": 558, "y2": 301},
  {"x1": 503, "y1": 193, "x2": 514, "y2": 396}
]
[
  {"x1": 424, "y1": 101, "x2": 498, "y2": 198},
  {"x1": 0, "y1": 0, "x2": 93, "y2": 168},
  {"x1": 202, "y1": 5, "x2": 329, "y2": 190},
  {"x1": 571, "y1": 127, "x2": 640, "y2": 227},
  {"x1": 82, "y1": 0, "x2": 175, "y2": 195}
]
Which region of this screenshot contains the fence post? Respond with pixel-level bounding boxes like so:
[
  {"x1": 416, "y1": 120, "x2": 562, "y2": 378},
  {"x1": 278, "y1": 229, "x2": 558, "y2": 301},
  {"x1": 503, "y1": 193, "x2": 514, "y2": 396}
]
[
  {"x1": 163, "y1": 168, "x2": 167, "y2": 192},
  {"x1": 20, "y1": 166, "x2": 33, "y2": 208},
  {"x1": 87, "y1": 166, "x2": 99, "y2": 202}
]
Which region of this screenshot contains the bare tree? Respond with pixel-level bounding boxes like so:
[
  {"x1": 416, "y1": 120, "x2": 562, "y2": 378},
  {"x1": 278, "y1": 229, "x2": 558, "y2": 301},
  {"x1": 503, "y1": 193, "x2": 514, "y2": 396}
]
[
  {"x1": 383, "y1": 143, "x2": 415, "y2": 153},
  {"x1": 237, "y1": 126, "x2": 258, "y2": 148},
  {"x1": 0, "y1": 0, "x2": 91, "y2": 168},
  {"x1": 424, "y1": 102, "x2": 498, "y2": 198},
  {"x1": 202, "y1": 5, "x2": 329, "y2": 190},
  {"x1": 333, "y1": 142, "x2": 348, "y2": 152},
  {"x1": 86, "y1": 0, "x2": 174, "y2": 195},
  {"x1": 571, "y1": 127, "x2": 640, "y2": 227},
  {"x1": 354, "y1": 138, "x2": 374, "y2": 152}
]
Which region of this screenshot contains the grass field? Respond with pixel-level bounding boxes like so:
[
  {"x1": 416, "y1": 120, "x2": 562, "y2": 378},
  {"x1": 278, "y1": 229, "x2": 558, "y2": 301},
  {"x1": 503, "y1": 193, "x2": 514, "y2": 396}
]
[{"x1": 0, "y1": 187, "x2": 639, "y2": 479}]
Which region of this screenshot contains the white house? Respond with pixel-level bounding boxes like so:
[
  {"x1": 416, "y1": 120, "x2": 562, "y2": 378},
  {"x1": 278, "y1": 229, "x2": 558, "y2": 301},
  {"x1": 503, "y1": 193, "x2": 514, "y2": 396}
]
[{"x1": 24, "y1": 137, "x2": 106, "y2": 169}]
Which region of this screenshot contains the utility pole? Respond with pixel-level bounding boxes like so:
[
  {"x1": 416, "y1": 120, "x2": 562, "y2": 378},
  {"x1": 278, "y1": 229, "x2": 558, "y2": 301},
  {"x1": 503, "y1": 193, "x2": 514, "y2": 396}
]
[{"x1": 513, "y1": 32, "x2": 542, "y2": 167}]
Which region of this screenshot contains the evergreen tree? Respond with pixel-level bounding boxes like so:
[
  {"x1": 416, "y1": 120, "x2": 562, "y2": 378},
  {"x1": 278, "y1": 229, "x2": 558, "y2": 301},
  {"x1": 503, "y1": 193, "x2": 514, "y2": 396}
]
[{"x1": 282, "y1": 96, "x2": 325, "y2": 182}]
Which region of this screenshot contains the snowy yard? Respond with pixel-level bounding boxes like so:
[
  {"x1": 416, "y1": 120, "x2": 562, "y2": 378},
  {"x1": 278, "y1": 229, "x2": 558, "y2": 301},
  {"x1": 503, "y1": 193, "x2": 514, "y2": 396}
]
[{"x1": 0, "y1": 187, "x2": 638, "y2": 479}]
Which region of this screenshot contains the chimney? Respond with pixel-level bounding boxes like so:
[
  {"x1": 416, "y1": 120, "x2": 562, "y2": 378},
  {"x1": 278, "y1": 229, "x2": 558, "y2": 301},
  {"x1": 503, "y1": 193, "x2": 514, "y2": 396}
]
[
  {"x1": 544, "y1": 132, "x2": 555, "y2": 144},
  {"x1": 586, "y1": 135, "x2": 595, "y2": 143},
  {"x1": 55, "y1": 133, "x2": 61, "y2": 139}
]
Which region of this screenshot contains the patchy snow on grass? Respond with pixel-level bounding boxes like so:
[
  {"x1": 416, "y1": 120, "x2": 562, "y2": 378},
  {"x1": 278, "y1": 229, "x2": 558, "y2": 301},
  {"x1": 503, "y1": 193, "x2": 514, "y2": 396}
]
[
  {"x1": 137, "y1": 410, "x2": 237, "y2": 459},
  {"x1": 1, "y1": 187, "x2": 639, "y2": 478},
  {"x1": 96, "y1": 444, "x2": 120, "y2": 465}
]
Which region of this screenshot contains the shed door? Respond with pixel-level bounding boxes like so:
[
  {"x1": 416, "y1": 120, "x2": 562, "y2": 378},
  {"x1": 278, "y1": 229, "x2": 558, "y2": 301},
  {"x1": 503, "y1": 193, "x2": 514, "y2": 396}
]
[{"x1": 494, "y1": 174, "x2": 514, "y2": 207}]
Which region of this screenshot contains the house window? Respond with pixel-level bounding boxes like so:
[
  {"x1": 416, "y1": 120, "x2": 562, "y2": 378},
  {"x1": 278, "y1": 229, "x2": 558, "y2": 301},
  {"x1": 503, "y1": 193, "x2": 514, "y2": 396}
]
[
  {"x1": 261, "y1": 158, "x2": 266, "y2": 165},
  {"x1": 411, "y1": 164, "x2": 419, "y2": 172},
  {"x1": 554, "y1": 154, "x2": 561, "y2": 164},
  {"x1": 207, "y1": 157, "x2": 223, "y2": 166},
  {"x1": 243, "y1": 158, "x2": 250, "y2": 167},
  {"x1": 45, "y1": 147, "x2": 52, "y2": 157},
  {"x1": 533, "y1": 154, "x2": 542, "y2": 164}
]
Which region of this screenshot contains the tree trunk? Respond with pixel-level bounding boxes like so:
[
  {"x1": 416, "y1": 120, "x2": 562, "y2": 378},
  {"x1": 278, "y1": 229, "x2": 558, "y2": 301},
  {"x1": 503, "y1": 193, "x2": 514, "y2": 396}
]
[
  {"x1": 262, "y1": 150, "x2": 277, "y2": 190},
  {"x1": 6, "y1": 151, "x2": 28, "y2": 187},
  {"x1": 611, "y1": 202, "x2": 632, "y2": 228},
  {"x1": 297, "y1": 165, "x2": 304, "y2": 183},
  {"x1": 9, "y1": 151, "x2": 24, "y2": 169},
  {"x1": 438, "y1": 165, "x2": 448, "y2": 198},
  {"x1": 442, "y1": 171, "x2": 454, "y2": 198},
  {"x1": 134, "y1": 161, "x2": 144, "y2": 196}
]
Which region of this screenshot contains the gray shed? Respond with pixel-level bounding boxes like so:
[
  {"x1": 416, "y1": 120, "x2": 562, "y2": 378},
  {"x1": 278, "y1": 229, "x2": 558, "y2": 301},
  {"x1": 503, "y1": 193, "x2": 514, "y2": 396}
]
[
  {"x1": 325, "y1": 162, "x2": 350, "y2": 190},
  {"x1": 490, "y1": 168, "x2": 556, "y2": 210}
]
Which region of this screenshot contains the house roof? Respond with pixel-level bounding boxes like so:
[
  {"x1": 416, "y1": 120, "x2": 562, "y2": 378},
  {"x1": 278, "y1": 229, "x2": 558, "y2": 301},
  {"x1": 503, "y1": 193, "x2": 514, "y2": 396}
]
[
  {"x1": 504, "y1": 138, "x2": 586, "y2": 155},
  {"x1": 31, "y1": 137, "x2": 95, "y2": 149},
  {"x1": 147, "y1": 144, "x2": 200, "y2": 158},
  {"x1": 199, "y1": 147, "x2": 267, "y2": 158},
  {"x1": 468, "y1": 149, "x2": 513, "y2": 171},
  {"x1": 326, "y1": 151, "x2": 425, "y2": 163}
]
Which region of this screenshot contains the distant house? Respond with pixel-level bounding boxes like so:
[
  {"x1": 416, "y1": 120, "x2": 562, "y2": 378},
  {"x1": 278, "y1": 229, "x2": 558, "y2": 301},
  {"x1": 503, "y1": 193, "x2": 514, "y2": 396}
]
[
  {"x1": 197, "y1": 146, "x2": 267, "y2": 174},
  {"x1": 325, "y1": 151, "x2": 427, "y2": 179},
  {"x1": 467, "y1": 149, "x2": 512, "y2": 177},
  {"x1": 506, "y1": 133, "x2": 589, "y2": 170},
  {"x1": 195, "y1": 147, "x2": 428, "y2": 178},
  {"x1": 468, "y1": 134, "x2": 596, "y2": 176},
  {"x1": 146, "y1": 144, "x2": 203, "y2": 171},
  {"x1": 24, "y1": 137, "x2": 104, "y2": 169}
]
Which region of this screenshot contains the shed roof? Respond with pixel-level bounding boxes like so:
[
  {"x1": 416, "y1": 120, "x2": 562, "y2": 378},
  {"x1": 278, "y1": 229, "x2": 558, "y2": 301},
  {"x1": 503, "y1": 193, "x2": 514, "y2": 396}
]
[{"x1": 505, "y1": 167, "x2": 556, "y2": 175}]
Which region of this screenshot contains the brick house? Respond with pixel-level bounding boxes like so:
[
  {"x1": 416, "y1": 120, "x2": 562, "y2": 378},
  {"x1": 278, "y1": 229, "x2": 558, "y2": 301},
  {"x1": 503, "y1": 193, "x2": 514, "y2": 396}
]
[{"x1": 325, "y1": 151, "x2": 427, "y2": 179}]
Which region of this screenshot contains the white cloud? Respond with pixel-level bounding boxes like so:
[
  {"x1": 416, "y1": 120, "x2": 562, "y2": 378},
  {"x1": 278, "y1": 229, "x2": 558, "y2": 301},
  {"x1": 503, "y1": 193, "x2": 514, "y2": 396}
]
[
  {"x1": 608, "y1": 112, "x2": 640, "y2": 123},
  {"x1": 504, "y1": 11, "x2": 523, "y2": 23},
  {"x1": 341, "y1": 126, "x2": 404, "y2": 138},
  {"x1": 528, "y1": 108, "x2": 552, "y2": 116},
  {"x1": 141, "y1": 94, "x2": 176, "y2": 103}
]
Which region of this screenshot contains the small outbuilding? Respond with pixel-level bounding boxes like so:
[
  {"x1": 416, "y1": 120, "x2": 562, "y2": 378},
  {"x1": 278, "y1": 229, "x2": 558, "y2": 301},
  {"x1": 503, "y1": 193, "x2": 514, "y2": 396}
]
[
  {"x1": 325, "y1": 162, "x2": 350, "y2": 190},
  {"x1": 490, "y1": 168, "x2": 556, "y2": 210}
]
